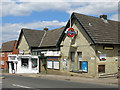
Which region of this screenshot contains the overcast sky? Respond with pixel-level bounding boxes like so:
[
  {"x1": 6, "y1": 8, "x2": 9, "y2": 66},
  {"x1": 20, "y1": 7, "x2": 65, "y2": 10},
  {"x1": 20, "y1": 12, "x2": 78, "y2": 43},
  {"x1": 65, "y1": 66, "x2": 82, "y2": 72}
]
[{"x1": 0, "y1": 0, "x2": 120, "y2": 47}]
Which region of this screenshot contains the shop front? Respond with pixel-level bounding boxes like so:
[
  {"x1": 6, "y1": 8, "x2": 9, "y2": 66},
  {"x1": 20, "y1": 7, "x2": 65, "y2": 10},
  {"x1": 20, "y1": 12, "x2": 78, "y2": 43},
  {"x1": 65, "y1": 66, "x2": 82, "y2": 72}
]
[
  {"x1": 8, "y1": 55, "x2": 39, "y2": 74},
  {"x1": 39, "y1": 51, "x2": 61, "y2": 74}
]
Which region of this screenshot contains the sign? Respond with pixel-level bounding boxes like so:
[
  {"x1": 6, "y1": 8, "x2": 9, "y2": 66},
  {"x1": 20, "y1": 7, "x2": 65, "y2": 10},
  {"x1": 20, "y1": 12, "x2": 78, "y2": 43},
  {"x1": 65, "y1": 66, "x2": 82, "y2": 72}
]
[
  {"x1": 63, "y1": 59, "x2": 67, "y2": 69},
  {"x1": 47, "y1": 61, "x2": 52, "y2": 69},
  {"x1": 53, "y1": 61, "x2": 60, "y2": 70},
  {"x1": 82, "y1": 61, "x2": 88, "y2": 72},
  {"x1": 9, "y1": 56, "x2": 16, "y2": 60},
  {"x1": 19, "y1": 50, "x2": 24, "y2": 54},
  {"x1": 91, "y1": 57, "x2": 95, "y2": 60},
  {"x1": 65, "y1": 28, "x2": 77, "y2": 37},
  {"x1": 100, "y1": 54, "x2": 106, "y2": 61}
]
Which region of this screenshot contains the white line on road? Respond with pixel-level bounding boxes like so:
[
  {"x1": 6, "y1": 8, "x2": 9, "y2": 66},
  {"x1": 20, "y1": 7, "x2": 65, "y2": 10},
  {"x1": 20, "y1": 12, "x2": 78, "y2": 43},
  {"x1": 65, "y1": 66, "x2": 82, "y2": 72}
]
[{"x1": 12, "y1": 84, "x2": 31, "y2": 88}]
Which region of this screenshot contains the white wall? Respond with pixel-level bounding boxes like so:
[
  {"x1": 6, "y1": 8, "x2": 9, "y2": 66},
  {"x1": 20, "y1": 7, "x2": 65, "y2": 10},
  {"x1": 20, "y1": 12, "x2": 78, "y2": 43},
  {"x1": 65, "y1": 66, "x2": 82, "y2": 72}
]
[{"x1": 8, "y1": 55, "x2": 39, "y2": 74}]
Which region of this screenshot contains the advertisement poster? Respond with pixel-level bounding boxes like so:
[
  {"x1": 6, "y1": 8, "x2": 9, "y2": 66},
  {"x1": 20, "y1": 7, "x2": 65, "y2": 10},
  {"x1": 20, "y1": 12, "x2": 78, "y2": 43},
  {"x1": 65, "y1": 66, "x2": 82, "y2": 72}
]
[
  {"x1": 63, "y1": 59, "x2": 67, "y2": 69},
  {"x1": 82, "y1": 61, "x2": 88, "y2": 72},
  {"x1": 47, "y1": 61, "x2": 52, "y2": 69},
  {"x1": 53, "y1": 61, "x2": 59, "y2": 70}
]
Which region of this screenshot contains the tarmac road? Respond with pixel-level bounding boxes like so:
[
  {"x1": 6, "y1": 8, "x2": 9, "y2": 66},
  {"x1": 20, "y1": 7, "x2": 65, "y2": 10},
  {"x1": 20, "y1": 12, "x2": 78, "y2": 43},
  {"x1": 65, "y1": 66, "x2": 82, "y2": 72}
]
[{"x1": 1, "y1": 74, "x2": 119, "y2": 89}]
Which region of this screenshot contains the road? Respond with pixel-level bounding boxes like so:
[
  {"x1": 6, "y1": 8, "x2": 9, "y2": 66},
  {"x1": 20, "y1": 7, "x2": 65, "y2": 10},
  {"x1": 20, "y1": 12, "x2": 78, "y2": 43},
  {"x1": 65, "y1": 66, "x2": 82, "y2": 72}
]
[{"x1": 1, "y1": 74, "x2": 119, "y2": 89}]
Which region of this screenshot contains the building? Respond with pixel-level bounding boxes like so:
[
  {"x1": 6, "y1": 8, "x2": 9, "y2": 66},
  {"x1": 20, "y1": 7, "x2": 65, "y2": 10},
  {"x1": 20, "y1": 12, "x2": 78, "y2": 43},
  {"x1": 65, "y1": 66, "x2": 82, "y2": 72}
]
[
  {"x1": 0, "y1": 40, "x2": 18, "y2": 71},
  {"x1": 8, "y1": 54, "x2": 39, "y2": 74},
  {"x1": 59, "y1": 12, "x2": 120, "y2": 77},
  {"x1": 16, "y1": 12, "x2": 120, "y2": 77},
  {"x1": 16, "y1": 27, "x2": 64, "y2": 73}
]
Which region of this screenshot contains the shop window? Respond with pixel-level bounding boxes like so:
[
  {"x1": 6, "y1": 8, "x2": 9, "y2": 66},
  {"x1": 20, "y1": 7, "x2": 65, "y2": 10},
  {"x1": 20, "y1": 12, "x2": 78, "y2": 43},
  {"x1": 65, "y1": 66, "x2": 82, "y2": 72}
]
[
  {"x1": 31, "y1": 59, "x2": 37, "y2": 68},
  {"x1": 98, "y1": 65, "x2": 105, "y2": 73},
  {"x1": 21, "y1": 58, "x2": 29, "y2": 68},
  {"x1": 32, "y1": 52, "x2": 37, "y2": 55}
]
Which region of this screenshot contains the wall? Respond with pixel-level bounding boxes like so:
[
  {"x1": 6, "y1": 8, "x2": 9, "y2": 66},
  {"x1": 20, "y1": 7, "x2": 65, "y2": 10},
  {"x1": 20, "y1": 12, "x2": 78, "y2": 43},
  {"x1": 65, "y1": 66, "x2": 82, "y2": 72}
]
[
  {"x1": 96, "y1": 45, "x2": 119, "y2": 75},
  {"x1": 60, "y1": 19, "x2": 119, "y2": 77},
  {"x1": 18, "y1": 34, "x2": 31, "y2": 54},
  {"x1": 12, "y1": 40, "x2": 19, "y2": 54},
  {"x1": 60, "y1": 19, "x2": 97, "y2": 77}
]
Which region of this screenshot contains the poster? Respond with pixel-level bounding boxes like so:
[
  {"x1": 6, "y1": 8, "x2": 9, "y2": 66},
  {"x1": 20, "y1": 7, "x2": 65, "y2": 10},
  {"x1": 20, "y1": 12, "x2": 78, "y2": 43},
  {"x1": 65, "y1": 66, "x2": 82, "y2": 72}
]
[
  {"x1": 63, "y1": 59, "x2": 67, "y2": 69},
  {"x1": 53, "y1": 61, "x2": 59, "y2": 70},
  {"x1": 47, "y1": 61, "x2": 52, "y2": 69},
  {"x1": 82, "y1": 61, "x2": 88, "y2": 72},
  {"x1": 99, "y1": 54, "x2": 106, "y2": 61}
]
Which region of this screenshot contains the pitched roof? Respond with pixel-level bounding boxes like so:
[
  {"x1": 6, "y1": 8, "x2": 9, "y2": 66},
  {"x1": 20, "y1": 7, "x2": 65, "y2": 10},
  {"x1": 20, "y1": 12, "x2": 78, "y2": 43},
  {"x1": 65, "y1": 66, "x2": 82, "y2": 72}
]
[
  {"x1": 71, "y1": 12, "x2": 120, "y2": 44},
  {"x1": 22, "y1": 28, "x2": 44, "y2": 47},
  {"x1": 41, "y1": 27, "x2": 65, "y2": 47},
  {"x1": 2, "y1": 40, "x2": 17, "y2": 52},
  {"x1": 20, "y1": 27, "x2": 65, "y2": 48}
]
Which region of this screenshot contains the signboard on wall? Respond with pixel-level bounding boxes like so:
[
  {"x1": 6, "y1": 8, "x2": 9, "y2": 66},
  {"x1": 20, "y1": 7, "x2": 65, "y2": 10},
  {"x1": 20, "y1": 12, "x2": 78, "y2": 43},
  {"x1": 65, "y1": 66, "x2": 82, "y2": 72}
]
[
  {"x1": 65, "y1": 28, "x2": 77, "y2": 37},
  {"x1": 47, "y1": 61, "x2": 52, "y2": 69},
  {"x1": 63, "y1": 59, "x2": 67, "y2": 69},
  {"x1": 99, "y1": 54, "x2": 106, "y2": 61},
  {"x1": 82, "y1": 61, "x2": 88, "y2": 72},
  {"x1": 53, "y1": 61, "x2": 60, "y2": 70}
]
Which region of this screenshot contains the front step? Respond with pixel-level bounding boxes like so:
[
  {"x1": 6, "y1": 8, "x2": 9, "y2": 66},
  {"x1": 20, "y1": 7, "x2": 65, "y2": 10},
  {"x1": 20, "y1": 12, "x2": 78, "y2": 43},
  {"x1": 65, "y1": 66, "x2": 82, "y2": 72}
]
[{"x1": 98, "y1": 73, "x2": 117, "y2": 78}]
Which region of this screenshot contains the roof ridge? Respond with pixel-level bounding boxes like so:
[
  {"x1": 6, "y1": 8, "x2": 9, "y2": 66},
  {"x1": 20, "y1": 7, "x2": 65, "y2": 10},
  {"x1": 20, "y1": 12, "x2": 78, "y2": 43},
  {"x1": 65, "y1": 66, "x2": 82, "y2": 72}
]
[
  {"x1": 22, "y1": 28, "x2": 44, "y2": 32},
  {"x1": 73, "y1": 12, "x2": 120, "y2": 23}
]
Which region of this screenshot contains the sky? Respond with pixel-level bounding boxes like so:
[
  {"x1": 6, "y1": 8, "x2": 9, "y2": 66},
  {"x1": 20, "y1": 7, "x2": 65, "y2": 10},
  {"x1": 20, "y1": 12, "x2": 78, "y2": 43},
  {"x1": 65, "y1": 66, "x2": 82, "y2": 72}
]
[{"x1": 0, "y1": 0, "x2": 120, "y2": 47}]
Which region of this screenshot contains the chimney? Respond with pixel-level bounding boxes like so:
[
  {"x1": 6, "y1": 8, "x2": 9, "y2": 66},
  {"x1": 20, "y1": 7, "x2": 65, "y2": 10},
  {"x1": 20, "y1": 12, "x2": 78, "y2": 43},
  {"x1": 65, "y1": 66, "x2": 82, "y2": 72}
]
[
  {"x1": 43, "y1": 27, "x2": 48, "y2": 31},
  {"x1": 100, "y1": 15, "x2": 107, "y2": 20}
]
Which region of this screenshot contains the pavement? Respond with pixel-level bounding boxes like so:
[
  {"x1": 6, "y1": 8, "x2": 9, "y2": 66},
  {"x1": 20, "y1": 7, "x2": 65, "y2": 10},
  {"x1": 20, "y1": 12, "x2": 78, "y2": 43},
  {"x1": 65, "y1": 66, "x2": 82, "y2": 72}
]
[{"x1": 2, "y1": 73, "x2": 119, "y2": 86}]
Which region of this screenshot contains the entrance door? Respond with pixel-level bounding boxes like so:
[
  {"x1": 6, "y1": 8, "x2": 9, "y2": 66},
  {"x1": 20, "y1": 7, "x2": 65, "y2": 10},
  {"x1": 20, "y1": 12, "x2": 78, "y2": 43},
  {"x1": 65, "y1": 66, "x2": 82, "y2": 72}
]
[
  {"x1": 98, "y1": 65, "x2": 105, "y2": 73},
  {"x1": 71, "y1": 52, "x2": 75, "y2": 70},
  {"x1": 11, "y1": 62, "x2": 15, "y2": 73}
]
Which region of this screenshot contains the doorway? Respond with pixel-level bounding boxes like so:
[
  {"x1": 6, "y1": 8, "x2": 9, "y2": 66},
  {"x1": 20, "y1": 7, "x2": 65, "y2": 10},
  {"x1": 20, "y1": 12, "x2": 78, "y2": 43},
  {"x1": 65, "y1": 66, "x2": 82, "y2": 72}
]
[{"x1": 98, "y1": 65, "x2": 105, "y2": 73}]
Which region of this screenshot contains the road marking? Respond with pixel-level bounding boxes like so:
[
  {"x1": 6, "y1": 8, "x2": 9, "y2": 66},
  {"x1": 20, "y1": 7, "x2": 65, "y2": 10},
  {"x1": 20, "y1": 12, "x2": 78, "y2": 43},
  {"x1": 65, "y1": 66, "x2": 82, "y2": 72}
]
[{"x1": 12, "y1": 84, "x2": 31, "y2": 88}]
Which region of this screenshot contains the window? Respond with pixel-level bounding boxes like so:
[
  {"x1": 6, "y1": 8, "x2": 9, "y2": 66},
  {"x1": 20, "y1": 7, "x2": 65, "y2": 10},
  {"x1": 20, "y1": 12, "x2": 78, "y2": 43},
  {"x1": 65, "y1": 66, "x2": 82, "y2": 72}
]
[
  {"x1": 31, "y1": 59, "x2": 37, "y2": 68},
  {"x1": 78, "y1": 52, "x2": 82, "y2": 70},
  {"x1": 2, "y1": 53, "x2": 4, "y2": 57},
  {"x1": 1, "y1": 61, "x2": 4, "y2": 65},
  {"x1": 32, "y1": 52, "x2": 37, "y2": 55},
  {"x1": 98, "y1": 65, "x2": 105, "y2": 73},
  {"x1": 21, "y1": 58, "x2": 29, "y2": 68}
]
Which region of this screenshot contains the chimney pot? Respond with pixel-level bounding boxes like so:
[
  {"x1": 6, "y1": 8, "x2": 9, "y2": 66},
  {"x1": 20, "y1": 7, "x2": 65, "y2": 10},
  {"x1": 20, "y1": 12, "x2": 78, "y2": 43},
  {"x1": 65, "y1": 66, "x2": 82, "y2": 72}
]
[
  {"x1": 100, "y1": 15, "x2": 107, "y2": 20},
  {"x1": 44, "y1": 28, "x2": 48, "y2": 31}
]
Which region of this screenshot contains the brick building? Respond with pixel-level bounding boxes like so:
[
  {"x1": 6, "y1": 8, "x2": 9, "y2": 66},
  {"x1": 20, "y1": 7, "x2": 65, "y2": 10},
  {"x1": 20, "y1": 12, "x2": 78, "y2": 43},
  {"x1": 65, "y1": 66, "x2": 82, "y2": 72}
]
[{"x1": 0, "y1": 40, "x2": 18, "y2": 71}]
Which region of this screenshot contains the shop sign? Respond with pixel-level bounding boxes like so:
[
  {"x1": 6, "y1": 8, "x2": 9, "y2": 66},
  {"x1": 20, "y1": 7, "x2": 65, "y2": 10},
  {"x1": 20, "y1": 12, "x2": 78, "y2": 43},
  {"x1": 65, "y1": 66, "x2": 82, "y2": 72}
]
[
  {"x1": 65, "y1": 28, "x2": 77, "y2": 37},
  {"x1": 53, "y1": 61, "x2": 60, "y2": 70},
  {"x1": 99, "y1": 54, "x2": 106, "y2": 61},
  {"x1": 63, "y1": 59, "x2": 67, "y2": 69}
]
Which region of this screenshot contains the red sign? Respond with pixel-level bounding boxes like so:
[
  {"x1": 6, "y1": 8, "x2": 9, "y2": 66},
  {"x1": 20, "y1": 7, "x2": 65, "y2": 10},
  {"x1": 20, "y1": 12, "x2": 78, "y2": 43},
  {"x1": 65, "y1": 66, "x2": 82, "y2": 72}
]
[{"x1": 66, "y1": 28, "x2": 76, "y2": 37}]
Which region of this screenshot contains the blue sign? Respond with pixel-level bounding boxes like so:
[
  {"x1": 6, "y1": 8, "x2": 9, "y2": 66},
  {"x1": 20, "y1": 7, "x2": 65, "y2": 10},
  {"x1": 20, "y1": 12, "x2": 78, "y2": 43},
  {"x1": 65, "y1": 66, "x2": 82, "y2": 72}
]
[{"x1": 82, "y1": 61, "x2": 88, "y2": 72}]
